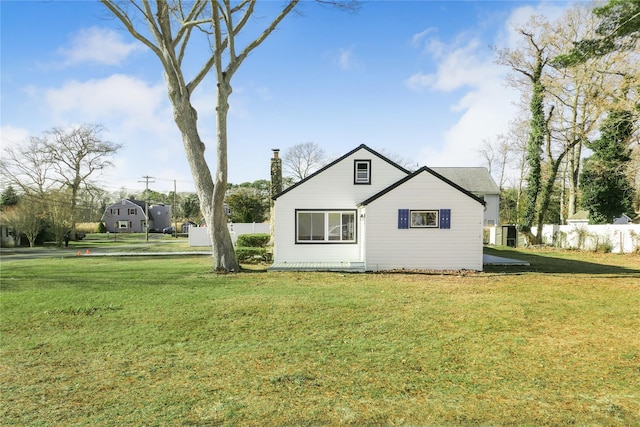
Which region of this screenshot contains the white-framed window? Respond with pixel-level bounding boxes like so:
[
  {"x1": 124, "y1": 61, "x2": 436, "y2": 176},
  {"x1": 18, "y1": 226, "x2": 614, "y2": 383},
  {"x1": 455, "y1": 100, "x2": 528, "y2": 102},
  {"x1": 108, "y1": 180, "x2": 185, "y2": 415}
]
[
  {"x1": 118, "y1": 220, "x2": 128, "y2": 229},
  {"x1": 354, "y1": 160, "x2": 371, "y2": 184},
  {"x1": 128, "y1": 208, "x2": 137, "y2": 215},
  {"x1": 296, "y1": 210, "x2": 356, "y2": 243},
  {"x1": 410, "y1": 210, "x2": 438, "y2": 228}
]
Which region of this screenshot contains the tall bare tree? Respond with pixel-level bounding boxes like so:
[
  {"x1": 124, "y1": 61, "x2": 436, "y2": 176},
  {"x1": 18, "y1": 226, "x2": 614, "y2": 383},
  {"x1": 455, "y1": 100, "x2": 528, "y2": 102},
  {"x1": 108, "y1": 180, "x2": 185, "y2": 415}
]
[
  {"x1": 282, "y1": 142, "x2": 327, "y2": 181},
  {"x1": 45, "y1": 124, "x2": 121, "y2": 238},
  {"x1": 102, "y1": 0, "x2": 357, "y2": 272},
  {"x1": 497, "y1": 18, "x2": 552, "y2": 244},
  {"x1": 0, "y1": 136, "x2": 56, "y2": 196},
  {"x1": 478, "y1": 137, "x2": 510, "y2": 190}
]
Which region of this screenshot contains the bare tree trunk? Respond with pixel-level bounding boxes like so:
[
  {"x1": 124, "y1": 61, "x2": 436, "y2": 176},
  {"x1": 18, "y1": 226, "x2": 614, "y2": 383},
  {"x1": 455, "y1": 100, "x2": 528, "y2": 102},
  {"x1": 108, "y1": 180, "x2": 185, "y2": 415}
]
[
  {"x1": 211, "y1": 78, "x2": 239, "y2": 272},
  {"x1": 166, "y1": 78, "x2": 237, "y2": 272},
  {"x1": 101, "y1": 0, "x2": 315, "y2": 272},
  {"x1": 568, "y1": 141, "x2": 582, "y2": 217}
]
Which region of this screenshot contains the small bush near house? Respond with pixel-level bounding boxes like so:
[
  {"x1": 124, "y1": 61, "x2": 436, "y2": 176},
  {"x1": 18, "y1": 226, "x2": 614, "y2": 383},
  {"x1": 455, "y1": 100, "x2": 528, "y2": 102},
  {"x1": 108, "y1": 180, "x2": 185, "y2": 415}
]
[
  {"x1": 235, "y1": 246, "x2": 267, "y2": 262},
  {"x1": 236, "y1": 233, "x2": 270, "y2": 248},
  {"x1": 235, "y1": 233, "x2": 270, "y2": 263}
]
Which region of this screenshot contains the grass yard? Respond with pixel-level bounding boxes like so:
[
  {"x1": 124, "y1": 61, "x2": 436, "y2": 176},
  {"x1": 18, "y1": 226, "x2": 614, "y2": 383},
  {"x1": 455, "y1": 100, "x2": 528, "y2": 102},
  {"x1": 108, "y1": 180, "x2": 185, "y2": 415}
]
[{"x1": 1, "y1": 248, "x2": 639, "y2": 425}]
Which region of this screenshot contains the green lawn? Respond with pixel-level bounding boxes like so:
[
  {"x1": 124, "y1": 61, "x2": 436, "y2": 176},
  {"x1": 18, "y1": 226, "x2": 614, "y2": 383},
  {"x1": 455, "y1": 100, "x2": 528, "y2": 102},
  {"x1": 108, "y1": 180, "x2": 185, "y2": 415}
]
[{"x1": 1, "y1": 248, "x2": 639, "y2": 425}]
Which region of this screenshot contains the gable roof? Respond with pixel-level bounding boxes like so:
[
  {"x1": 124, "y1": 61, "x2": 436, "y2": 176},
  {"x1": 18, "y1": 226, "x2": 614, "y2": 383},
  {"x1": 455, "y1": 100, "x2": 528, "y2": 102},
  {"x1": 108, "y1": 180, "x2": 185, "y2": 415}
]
[
  {"x1": 358, "y1": 166, "x2": 486, "y2": 206},
  {"x1": 272, "y1": 144, "x2": 411, "y2": 200},
  {"x1": 430, "y1": 167, "x2": 500, "y2": 195}
]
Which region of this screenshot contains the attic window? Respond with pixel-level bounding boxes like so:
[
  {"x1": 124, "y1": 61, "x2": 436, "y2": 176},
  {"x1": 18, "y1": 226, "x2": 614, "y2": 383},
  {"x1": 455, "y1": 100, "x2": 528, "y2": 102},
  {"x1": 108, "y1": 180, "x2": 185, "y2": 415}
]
[{"x1": 354, "y1": 160, "x2": 371, "y2": 184}]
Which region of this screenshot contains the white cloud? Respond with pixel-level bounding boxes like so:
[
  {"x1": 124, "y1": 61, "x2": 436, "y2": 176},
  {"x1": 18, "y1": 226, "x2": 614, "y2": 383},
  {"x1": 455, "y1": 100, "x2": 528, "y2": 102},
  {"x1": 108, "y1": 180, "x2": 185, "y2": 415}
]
[
  {"x1": 332, "y1": 46, "x2": 359, "y2": 70},
  {"x1": 420, "y1": 79, "x2": 518, "y2": 168},
  {"x1": 411, "y1": 27, "x2": 437, "y2": 47},
  {"x1": 408, "y1": 36, "x2": 497, "y2": 93},
  {"x1": 406, "y1": 19, "x2": 518, "y2": 168},
  {"x1": 496, "y1": 3, "x2": 570, "y2": 49},
  {"x1": 0, "y1": 125, "x2": 30, "y2": 150},
  {"x1": 44, "y1": 74, "x2": 168, "y2": 129},
  {"x1": 405, "y1": 72, "x2": 436, "y2": 92},
  {"x1": 407, "y1": 2, "x2": 572, "y2": 171},
  {"x1": 58, "y1": 27, "x2": 143, "y2": 66},
  {"x1": 41, "y1": 74, "x2": 194, "y2": 192}
]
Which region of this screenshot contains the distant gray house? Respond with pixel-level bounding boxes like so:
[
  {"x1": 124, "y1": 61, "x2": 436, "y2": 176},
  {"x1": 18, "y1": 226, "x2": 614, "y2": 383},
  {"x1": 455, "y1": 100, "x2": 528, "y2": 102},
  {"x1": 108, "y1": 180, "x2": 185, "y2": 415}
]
[
  {"x1": 101, "y1": 199, "x2": 172, "y2": 233},
  {"x1": 430, "y1": 167, "x2": 500, "y2": 226}
]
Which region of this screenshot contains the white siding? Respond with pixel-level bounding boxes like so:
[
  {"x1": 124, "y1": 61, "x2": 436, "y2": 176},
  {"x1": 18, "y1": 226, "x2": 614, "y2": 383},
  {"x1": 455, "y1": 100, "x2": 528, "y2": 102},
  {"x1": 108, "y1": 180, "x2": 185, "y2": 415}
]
[
  {"x1": 364, "y1": 171, "x2": 484, "y2": 271},
  {"x1": 484, "y1": 194, "x2": 499, "y2": 226},
  {"x1": 273, "y1": 148, "x2": 408, "y2": 263}
]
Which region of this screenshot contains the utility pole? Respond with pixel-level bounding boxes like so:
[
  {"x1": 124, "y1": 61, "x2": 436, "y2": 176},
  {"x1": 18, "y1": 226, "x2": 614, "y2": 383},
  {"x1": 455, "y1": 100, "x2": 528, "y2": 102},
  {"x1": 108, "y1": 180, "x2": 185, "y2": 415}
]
[
  {"x1": 173, "y1": 180, "x2": 178, "y2": 238},
  {"x1": 140, "y1": 175, "x2": 155, "y2": 241}
]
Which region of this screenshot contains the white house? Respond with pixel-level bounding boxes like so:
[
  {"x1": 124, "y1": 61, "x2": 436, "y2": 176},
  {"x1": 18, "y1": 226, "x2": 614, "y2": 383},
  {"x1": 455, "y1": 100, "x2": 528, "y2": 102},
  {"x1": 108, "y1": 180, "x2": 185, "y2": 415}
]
[{"x1": 270, "y1": 145, "x2": 485, "y2": 272}]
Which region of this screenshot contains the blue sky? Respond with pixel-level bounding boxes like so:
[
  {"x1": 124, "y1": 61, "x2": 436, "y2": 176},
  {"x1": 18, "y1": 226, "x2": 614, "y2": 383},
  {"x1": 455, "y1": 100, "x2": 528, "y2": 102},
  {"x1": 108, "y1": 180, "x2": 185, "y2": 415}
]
[{"x1": 1, "y1": 0, "x2": 571, "y2": 194}]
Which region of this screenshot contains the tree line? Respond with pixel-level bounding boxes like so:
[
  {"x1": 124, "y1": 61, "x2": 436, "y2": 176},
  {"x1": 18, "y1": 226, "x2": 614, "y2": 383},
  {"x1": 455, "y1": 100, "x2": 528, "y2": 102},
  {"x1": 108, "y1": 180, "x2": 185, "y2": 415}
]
[
  {"x1": 483, "y1": 1, "x2": 639, "y2": 244},
  {"x1": 0, "y1": 120, "x2": 327, "y2": 248}
]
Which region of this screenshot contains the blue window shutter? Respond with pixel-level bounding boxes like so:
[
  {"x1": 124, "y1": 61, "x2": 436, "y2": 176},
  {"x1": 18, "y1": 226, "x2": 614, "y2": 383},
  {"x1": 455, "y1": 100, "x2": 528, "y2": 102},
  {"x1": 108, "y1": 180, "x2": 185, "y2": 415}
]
[
  {"x1": 398, "y1": 209, "x2": 409, "y2": 229},
  {"x1": 440, "y1": 209, "x2": 451, "y2": 229}
]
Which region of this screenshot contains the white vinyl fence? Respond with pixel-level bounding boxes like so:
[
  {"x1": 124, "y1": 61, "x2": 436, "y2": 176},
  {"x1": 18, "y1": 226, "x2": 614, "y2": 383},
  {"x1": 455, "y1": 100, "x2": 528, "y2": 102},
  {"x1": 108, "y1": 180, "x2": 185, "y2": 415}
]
[
  {"x1": 188, "y1": 223, "x2": 271, "y2": 247},
  {"x1": 531, "y1": 224, "x2": 640, "y2": 253}
]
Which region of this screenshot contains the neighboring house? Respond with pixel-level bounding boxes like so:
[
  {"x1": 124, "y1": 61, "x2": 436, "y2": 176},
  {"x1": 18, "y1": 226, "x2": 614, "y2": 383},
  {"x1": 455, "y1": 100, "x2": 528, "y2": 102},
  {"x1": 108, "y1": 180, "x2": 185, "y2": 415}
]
[
  {"x1": 101, "y1": 199, "x2": 172, "y2": 233},
  {"x1": 613, "y1": 214, "x2": 632, "y2": 225},
  {"x1": 270, "y1": 145, "x2": 485, "y2": 272},
  {"x1": 430, "y1": 167, "x2": 500, "y2": 226}
]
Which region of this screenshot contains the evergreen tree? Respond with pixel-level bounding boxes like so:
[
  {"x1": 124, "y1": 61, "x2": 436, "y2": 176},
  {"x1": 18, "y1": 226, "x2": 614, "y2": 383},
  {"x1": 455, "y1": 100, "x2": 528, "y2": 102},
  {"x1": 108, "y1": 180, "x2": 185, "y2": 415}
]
[
  {"x1": 555, "y1": 0, "x2": 640, "y2": 66},
  {"x1": 580, "y1": 110, "x2": 636, "y2": 223},
  {"x1": 0, "y1": 185, "x2": 20, "y2": 208}
]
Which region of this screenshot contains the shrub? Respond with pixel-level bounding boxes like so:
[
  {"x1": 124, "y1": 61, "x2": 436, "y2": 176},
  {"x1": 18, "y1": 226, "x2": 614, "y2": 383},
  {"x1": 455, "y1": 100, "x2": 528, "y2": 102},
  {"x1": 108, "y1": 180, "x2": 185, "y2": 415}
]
[
  {"x1": 631, "y1": 230, "x2": 640, "y2": 253},
  {"x1": 235, "y1": 247, "x2": 266, "y2": 263},
  {"x1": 97, "y1": 222, "x2": 107, "y2": 233},
  {"x1": 595, "y1": 236, "x2": 613, "y2": 253},
  {"x1": 236, "y1": 233, "x2": 270, "y2": 248}
]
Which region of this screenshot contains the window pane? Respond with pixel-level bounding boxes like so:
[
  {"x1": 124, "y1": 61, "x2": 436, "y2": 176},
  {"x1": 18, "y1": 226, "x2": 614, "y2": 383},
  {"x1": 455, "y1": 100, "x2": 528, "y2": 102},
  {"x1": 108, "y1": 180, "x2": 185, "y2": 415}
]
[
  {"x1": 410, "y1": 210, "x2": 438, "y2": 228},
  {"x1": 310, "y1": 212, "x2": 325, "y2": 240},
  {"x1": 328, "y1": 212, "x2": 341, "y2": 240},
  {"x1": 426, "y1": 211, "x2": 437, "y2": 226},
  {"x1": 343, "y1": 213, "x2": 354, "y2": 240},
  {"x1": 298, "y1": 213, "x2": 312, "y2": 240}
]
